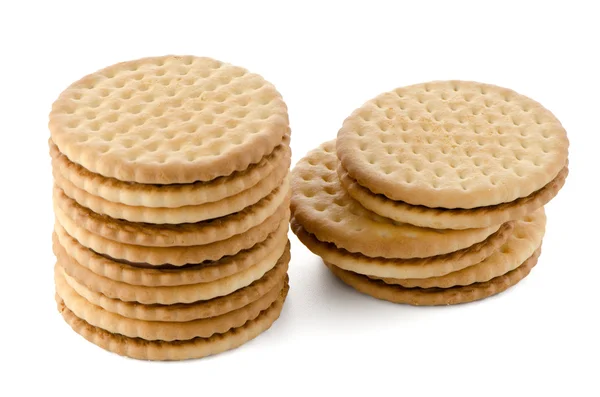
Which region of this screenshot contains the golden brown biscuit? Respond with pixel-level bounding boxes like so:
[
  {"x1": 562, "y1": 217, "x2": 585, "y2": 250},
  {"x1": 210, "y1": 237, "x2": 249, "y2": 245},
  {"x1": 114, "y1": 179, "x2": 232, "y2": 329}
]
[
  {"x1": 337, "y1": 80, "x2": 569, "y2": 208},
  {"x1": 291, "y1": 140, "x2": 499, "y2": 258},
  {"x1": 49, "y1": 55, "x2": 289, "y2": 184}
]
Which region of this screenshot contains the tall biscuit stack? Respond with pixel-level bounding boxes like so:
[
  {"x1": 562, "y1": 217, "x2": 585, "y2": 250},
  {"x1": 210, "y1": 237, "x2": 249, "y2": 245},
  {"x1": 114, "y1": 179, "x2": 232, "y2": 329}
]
[
  {"x1": 49, "y1": 56, "x2": 291, "y2": 360},
  {"x1": 292, "y1": 81, "x2": 568, "y2": 305}
]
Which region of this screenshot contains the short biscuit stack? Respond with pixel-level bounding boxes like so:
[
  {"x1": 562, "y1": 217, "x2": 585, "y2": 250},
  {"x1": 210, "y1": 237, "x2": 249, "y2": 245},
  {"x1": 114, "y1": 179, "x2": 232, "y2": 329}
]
[
  {"x1": 49, "y1": 56, "x2": 291, "y2": 360},
  {"x1": 292, "y1": 81, "x2": 568, "y2": 305}
]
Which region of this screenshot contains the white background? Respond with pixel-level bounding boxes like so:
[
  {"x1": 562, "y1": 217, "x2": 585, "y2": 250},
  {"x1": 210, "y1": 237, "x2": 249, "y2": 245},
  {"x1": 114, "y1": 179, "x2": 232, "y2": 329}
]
[{"x1": 1, "y1": 1, "x2": 598, "y2": 396}]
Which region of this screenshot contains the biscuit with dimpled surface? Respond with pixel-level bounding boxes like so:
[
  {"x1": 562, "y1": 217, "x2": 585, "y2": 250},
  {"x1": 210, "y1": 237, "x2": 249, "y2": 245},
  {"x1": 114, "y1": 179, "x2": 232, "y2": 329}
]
[
  {"x1": 48, "y1": 135, "x2": 291, "y2": 208},
  {"x1": 336, "y1": 80, "x2": 569, "y2": 209},
  {"x1": 49, "y1": 55, "x2": 289, "y2": 184},
  {"x1": 291, "y1": 140, "x2": 500, "y2": 259}
]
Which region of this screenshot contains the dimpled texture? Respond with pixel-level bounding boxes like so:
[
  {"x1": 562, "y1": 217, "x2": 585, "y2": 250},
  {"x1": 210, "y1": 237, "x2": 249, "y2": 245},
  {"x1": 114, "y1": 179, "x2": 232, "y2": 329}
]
[
  {"x1": 339, "y1": 165, "x2": 568, "y2": 229},
  {"x1": 52, "y1": 224, "x2": 289, "y2": 287},
  {"x1": 49, "y1": 136, "x2": 291, "y2": 208},
  {"x1": 377, "y1": 210, "x2": 545, "y2": 287},
  {"x1": 55, "y1": 283, "x2": 288, "y2": 361},
  {"x1": 337, "y1": 80, "x2": 569, "y2": 208},
  {"x1": 291, "y1": 218, "x2": 514, "y2": 279},
  {"x1": 326, "y1": 250, "x2": 539, "y2": 306},
  {"x1": 291, "y1": 140, "x2": 499, "y2": 259},
  {"x1": 55, "y1": 241, "x2": 291, "y2": 305},
  {"x1": 55, "y1": 266, "x2": 284, "y2": 341},
  {"x1": 49, "y1": 55, "x2": 289, "y2": 184},
  {"x1": 52, "y1": 184, "x2": 290, "y2": 247}
]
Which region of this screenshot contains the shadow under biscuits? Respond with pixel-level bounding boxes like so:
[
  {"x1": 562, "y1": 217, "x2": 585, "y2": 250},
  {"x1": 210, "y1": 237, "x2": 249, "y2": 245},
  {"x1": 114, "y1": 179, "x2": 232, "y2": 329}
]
[{"x1": 313, "y1": 260, "x2": 427, "y2": 328}]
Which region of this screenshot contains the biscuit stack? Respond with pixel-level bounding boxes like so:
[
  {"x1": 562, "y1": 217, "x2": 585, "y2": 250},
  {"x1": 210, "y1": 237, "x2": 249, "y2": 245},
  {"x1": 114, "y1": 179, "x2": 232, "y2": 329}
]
[
  {"x1": 49, "y1": 56, "x2": 291, "y2": 360},
  {"x1": 292, "y1": 81, "x2": 568, "y2": 305}
]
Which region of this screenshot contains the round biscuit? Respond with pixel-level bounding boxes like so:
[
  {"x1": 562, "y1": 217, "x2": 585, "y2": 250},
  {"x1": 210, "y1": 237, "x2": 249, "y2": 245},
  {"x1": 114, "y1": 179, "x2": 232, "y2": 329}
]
[
  {"x1": 49, "y1": 55, "x2": 289, "y2": 184},
  {"x1": 291, "y1": 140, "x2": 500, "y2": 259},
  {"x1": 336, "y1": 80, "x2": 569, "y2": 208}
]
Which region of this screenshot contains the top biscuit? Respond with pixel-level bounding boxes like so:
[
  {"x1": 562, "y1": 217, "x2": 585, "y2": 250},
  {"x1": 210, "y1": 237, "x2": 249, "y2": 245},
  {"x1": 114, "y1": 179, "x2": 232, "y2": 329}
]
[
  {"x1": 336, "y1": 81, "x2": 569, "y2": 209},
  {"x1": 49, "y1": 55, "x2": 289, "y2": 184}
]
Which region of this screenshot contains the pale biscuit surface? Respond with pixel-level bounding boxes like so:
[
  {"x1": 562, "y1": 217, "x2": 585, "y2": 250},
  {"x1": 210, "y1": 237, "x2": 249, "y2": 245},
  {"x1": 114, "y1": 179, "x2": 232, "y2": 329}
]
[
  {"x1": 291, "y1": 140, "x2": 499, "y2": 258},
  {"x1": 339, "y1": 165, "x2": 567, "y2": 229},
  {"x1": 49, "y1": 137, "x2": 291, "y2": 208},
  {"x1": 49, "y1": 55, "x2": 289, "y2": 184},
  {"x1": 337, "y1": 81, "x2": 569, "y2": 208}
]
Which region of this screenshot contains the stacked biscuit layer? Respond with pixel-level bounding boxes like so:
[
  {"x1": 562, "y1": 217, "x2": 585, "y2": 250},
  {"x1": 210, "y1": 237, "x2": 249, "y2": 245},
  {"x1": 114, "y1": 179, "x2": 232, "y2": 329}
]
[
  {"x1": 292, "y1": 81, "x2": 568, "y2": 305},
  {"x1": 49, "y1": 55, "x2": 291, "y2": 360}
]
